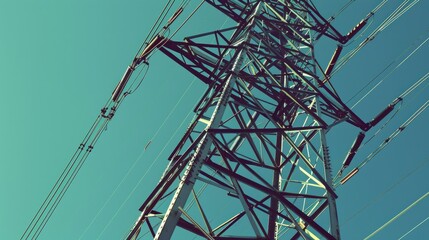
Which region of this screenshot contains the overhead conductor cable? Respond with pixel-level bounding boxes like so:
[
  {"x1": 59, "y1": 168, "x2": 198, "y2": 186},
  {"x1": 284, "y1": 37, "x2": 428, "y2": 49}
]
[
  {"x1": 339, "y1": 98, "x2": 429, "y2": 185},
  {"x1": 19, "y1": 1, "x2": 184, "y2": 238}
]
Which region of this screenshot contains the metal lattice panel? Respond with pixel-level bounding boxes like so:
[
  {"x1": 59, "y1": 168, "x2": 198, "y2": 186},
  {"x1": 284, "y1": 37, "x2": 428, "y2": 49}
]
[{"x1": 127, "y1": 1, "x2": 368, "y2": 239}]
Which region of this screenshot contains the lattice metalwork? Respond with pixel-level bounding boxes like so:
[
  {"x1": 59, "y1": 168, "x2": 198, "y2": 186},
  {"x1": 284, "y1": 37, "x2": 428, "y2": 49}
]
[{"x1": 127, "y1": 1, "x2": 369, "y2": 239}]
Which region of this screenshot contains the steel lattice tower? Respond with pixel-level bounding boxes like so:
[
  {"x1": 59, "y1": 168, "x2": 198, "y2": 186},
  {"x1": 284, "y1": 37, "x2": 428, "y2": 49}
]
[{"x1": 127, "y1": 1, "x2": 370, "y2": 239}]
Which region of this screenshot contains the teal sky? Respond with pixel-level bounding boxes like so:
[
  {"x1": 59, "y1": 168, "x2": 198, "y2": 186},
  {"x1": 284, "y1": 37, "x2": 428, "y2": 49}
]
[{"x1": 1, "y1": 1, "x2": 428, "y2": 239}]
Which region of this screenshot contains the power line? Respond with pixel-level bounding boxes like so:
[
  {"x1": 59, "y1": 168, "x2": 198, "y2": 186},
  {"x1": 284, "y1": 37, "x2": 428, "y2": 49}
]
[
  {"x1": 19, "y1": 0, "x2": 184, "y2": 237},
  {"x1": 335, "y1": 70, "x2": 429, "y2": 185},
  {"x1": 96, "y1": 106, "x2": 195, "y2": 240},
  {"x1": 21, "y1": 1, "x2": 429, "y2": 239},
  {"x1": 342, "y1": 156, "x2": 429, "y2": 225},
  {"x1": 398, "y1": 215, "x2": 429, "y2": 239},
  {"x1": 337, "y1": 97, "x2": 429, "y2": 186},
  {"x1": 363, "y1": 191, "x2": 429, "y2": 240},
  {"x1": 20, "y1": 109, "x2": 112, "y2": 240},
  {"x1": 333, "y1": 0, "x2": 420, "y2": 76},
  {"x1": 358, "y1": 98, "x2": 429, "y2": 170},
  {"x1": 349, "y1": 33, "x2": 429, "y2": 108}
]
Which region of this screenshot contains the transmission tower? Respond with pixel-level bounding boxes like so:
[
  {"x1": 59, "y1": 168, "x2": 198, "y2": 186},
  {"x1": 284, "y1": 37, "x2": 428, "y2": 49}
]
[{"x1": 127, "y1": 1, "x2": 372, "y2": 239}]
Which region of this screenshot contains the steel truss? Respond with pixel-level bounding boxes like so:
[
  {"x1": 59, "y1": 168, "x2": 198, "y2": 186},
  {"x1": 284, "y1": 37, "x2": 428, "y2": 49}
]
[{"x1": 127, "y1": 1, "x2": 368, "y2": 239}]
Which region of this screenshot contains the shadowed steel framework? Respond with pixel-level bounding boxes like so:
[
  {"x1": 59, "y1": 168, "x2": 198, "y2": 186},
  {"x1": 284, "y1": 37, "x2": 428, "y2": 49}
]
[{"x1": 126, "y1": 1, "x2": 371, "y2": 239}]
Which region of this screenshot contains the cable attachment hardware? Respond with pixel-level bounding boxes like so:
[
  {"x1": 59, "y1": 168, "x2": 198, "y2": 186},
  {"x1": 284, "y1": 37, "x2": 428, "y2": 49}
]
[
  {"x1": 135, "y1": 35, "x2": 168, "y2": 65},
  {"x1": 78, "y1": 143, "x2": 85, "y2": 150},
  {"x1": 108, "y1": 106, "x2": 116, "y2": 119},
  {"x1": 87, "y1": 145, "x2": 94, "y2": 153},
  {"x1": 101, "y1": 106, "x2": 116, "y2": 119},
  {"x1": 101, "y1": 107, "x2": 108, "y2": 118},
  {"x1": 340, "y1": 12, "x2": 373, "y2": 44}
]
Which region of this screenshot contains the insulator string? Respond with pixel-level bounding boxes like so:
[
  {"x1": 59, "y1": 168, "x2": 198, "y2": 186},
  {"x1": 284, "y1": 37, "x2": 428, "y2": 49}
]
[{"x1": 335, "y1": 97, "x2": 429, "y2": 186}]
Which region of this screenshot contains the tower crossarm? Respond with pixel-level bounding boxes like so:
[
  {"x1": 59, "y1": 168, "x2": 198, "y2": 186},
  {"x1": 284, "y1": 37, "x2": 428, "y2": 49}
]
[
  {"x1": 126, "y1": 1, "x2": 372, "y2": 239},
  {"x1": 205, "y1": 0, "x2": 345, "y2": 42},
  {"x1": 159, "y1": 17, "x2": 368, "y2": 130}
]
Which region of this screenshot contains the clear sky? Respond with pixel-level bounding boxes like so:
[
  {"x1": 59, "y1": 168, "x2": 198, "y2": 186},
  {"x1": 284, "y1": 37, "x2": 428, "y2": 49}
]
[{"x1": 1, "y1": 1, "x2": 428, "y2": 239}]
